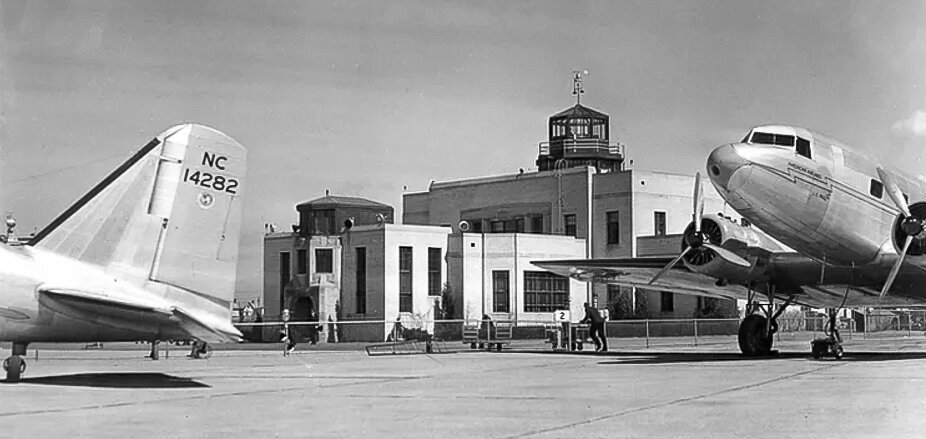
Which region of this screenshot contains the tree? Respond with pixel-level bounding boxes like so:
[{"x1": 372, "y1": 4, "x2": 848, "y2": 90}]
[
  {"x1": 633, "y1": 289, "x2": 653, "y2": 319},
  {"x1": 440, "y1": 282, "x2": 456, "y2": 320},
  {"x1": 609, "y1": 289, "x2": 634, "y2": 319}
]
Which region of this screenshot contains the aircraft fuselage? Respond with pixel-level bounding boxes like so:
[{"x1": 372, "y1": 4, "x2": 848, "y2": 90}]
[{"x1": 707, "y1": 125, "x2": 921, "y2": 267}]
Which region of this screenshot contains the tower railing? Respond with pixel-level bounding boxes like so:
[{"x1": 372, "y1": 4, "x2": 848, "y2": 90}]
[{"x1": 538, "y1": 139, "x2": 623, "y2": 157}]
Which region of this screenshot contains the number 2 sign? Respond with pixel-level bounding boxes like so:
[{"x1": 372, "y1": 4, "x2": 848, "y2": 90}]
[{"x1": 554, "y1": 310, "x2": 570, "y2": 322}]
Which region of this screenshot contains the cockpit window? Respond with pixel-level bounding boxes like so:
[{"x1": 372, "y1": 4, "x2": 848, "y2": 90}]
[
  {"x1": 796, "y1": 137, "x2": 811, "y2": 159},
  {"x1": 750, "y1": 132, "x2": 795, "y2": 147}
]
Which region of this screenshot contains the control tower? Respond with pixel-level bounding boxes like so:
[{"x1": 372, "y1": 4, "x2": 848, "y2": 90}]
[{"x1": 536, "y1": 71, "x2": 625, "y2": 172}]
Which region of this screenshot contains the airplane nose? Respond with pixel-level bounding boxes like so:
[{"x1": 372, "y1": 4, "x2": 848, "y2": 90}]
[{"x1": 706, "y1": 144, "x2": 749, "y2": 191}]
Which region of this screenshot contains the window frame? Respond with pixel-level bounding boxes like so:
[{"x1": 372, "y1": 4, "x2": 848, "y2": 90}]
[
  {"x1": 654, "y1": 211, "x2": 667, "y2": 237},
  {"x1": 523, "y1": 271, "x2": 570, "y2": 313},
  {"x1": 355, "y1": 247, "x2": 367, "y2": 314},
  {"x1": 315, "y1": 248, "x2": 333, "y2": 274},
  {"x1": 870, "y1": 179, "x2": 884, "y2": 199},
  {"x1": 606, "y1": 211, "x2": 620, "y2": 245},
  {"x1": 399, "y1": 246, "x2": 413, "y2": 313},
  {"x1": 428, "y1": 247, "x2": 442, "y2": 296},
  {"x1": 564, "y1": 214, "x2": 577, "y2": 237},
  {"x1": 492, "y1": 270, "x2": 510, "y2": 313}
]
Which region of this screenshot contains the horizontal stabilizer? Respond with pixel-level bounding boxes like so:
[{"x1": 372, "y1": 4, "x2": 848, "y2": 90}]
[
  {"x1": 39, "y1": 287, "x2": 169, "y2": 318},
  {"x1": 170, "y1": 308, "x2": 242, "y2": 344}
]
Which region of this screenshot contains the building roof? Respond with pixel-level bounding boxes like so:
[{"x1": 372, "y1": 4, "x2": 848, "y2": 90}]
[
  {"x1": 550, "y1": 103, "x2": 609, "y2": 120},
  {"x1": 296, "y1": 195, "x2": 392, "y2": 210}
]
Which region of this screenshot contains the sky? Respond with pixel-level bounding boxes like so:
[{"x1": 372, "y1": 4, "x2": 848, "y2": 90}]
[{"x1": 1, "y1": 0, "x2": 924, "y2": 302}]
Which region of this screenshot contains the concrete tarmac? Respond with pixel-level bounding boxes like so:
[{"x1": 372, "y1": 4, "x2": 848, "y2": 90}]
[{"x1": 3, "y1": 338, "x2": 926, "y2": 438}]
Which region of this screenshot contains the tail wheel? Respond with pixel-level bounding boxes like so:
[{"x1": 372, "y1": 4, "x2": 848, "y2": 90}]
[{"x1": 738, "y1": 314, "x2": 773, "y2": 356}]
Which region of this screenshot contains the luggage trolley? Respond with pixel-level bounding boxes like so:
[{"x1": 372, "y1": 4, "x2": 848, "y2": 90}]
[
  {"x1": 463, "y1": 320, "x2": 512, "y2": 351},
  {"x1": 547, "y1": 322, "x2": 590, "y2": 351}
]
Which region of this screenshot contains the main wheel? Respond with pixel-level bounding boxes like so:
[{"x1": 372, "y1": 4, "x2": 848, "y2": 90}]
[
  {"x1": 738, "y1": 314, "x2": 773, "y2": 356},
  {"x1": 3, "y1": 356, "x2": 25, "y2": 382}
]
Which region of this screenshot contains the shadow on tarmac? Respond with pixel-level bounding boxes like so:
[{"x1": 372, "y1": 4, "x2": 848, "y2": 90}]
[
  {"x1": 515, "y1": 350, "x2": 926, "y2": 364},
  {"x1": 11, "y1": 372, "x2": 210, "y2": 388}
]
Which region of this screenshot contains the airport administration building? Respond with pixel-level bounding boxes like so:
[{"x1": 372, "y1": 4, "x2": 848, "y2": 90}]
[{"x1": 262, "y1": 101, "x2": 737, "y2": 342}]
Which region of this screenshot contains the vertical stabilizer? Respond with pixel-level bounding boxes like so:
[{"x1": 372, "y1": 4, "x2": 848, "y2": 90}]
[{"x1": 30, "y1": 124, "x2": 247, "y2": 306}]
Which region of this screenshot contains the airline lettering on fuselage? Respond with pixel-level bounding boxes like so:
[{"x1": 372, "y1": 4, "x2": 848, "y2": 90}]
[
  {"x1": 787, "y1": 162, "x2": 831, "y2": 201},
  {"x1": 182, "y1": 151, "x2": 239, "y2": 194}
]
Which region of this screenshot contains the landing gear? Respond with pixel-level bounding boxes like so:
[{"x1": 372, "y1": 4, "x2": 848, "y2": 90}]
[
  {"x1": 738, "y1": 314, "x2": 773, "y2": 355},
  {"x1": 3, "y1": 342, "x2": 29, "y2": 382},
  {"x1": 738, "y1": 284, "x2": 792, "y2": 356}
]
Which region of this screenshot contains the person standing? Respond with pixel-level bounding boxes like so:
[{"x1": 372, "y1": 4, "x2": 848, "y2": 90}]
[
  {"x1": 580, "y1": 302, "x2": 608, "y2": 352},
  {"x1": 281, "y1": 309, "x2": 296, "y2": 355}
]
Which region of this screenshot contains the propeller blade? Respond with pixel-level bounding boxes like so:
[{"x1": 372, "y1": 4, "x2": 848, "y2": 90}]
[
  {"x1": 877, "y1": 167, "x2": 911, "y2": 218},
  {"x1": 648, "y1": 246, "x2": 692, "y2": 285},
  {"x1": 703, "y1": 243, "x2": 751, "y2": 267},
  {"x1": 880, "y1": 234, "x2": 914, "y2": 300},
  {"x1": 693, "y1": 172, "x2": 703, "y2": 232}
]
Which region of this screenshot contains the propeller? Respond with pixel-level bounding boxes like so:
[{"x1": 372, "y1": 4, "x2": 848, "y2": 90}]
[
  {"x1": 876, "y1": 167, "x2": 923, "y2": 299},
  {"x1": 648, "y1": 173, "x2": 750, "y2": 285}
]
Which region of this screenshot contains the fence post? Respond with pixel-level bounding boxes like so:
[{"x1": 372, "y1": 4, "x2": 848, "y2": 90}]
[
  {"x1": 693, "y1": 319, "x2": 698, "y2": 347},
  {"x1": 645, "y1": 319, "x2": 650, "y2": 349}
]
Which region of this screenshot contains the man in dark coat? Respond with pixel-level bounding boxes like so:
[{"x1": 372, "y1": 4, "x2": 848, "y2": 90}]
[{"x1": 580, "y1": 302, "x2": 608, "y2": 352}]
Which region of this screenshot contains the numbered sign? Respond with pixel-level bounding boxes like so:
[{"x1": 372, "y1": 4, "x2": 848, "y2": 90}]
[{"x1": 554, "y1": 310, "x2": 571, "y2": 322}]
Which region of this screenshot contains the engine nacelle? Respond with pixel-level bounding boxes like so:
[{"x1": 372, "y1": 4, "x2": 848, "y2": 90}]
[
  {"x1": 680, "y1": 213, "x2": 782, "y2": 282},
  {"x1": 892, "y1": 202, "x2": 926, "y2": 256}
]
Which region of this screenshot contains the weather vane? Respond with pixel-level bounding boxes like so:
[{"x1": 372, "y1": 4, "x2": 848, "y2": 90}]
[{"x1": 572, "y1": 69, "x2": 589, "y2": 105}]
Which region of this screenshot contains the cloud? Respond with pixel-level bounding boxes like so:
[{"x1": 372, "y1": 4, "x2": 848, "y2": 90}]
[{"x1": 893, "y1": 110, "x2": 926, "y2": 137}]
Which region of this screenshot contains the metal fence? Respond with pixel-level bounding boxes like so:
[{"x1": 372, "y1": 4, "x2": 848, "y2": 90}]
[{"x1": 234, "y1": 312, "x2": 926, "y2": 348}]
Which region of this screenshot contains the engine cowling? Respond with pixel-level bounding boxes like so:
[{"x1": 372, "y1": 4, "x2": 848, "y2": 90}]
[
  {"x1": 680, "y1": 214, "x2": 780, "y2": 281},
  {"x1": 892, "y1": 202, "x2": 926, "y2": 256}
]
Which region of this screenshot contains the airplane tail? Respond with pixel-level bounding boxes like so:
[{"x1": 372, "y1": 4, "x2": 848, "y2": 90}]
[{"x1": 29, "y1": 124, "x2": 247, "y2": 307}]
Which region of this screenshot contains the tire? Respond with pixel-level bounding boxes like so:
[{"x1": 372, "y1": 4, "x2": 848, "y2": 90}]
[
  {"x1": 738, "y1": 314, "x2": 773, "y2": 356},
  {"x1": 470, "y1": 343, "x2": 476, "y2": 349},
  {"x1": 496, "y1": 344, "x2": 502, "y2": 352},
  {"x1": 577, "y1": 343, "x2": 584, "y2": 351},
  {"x1": 834, "y1": 346, "x2": 844, "y2": 360}
]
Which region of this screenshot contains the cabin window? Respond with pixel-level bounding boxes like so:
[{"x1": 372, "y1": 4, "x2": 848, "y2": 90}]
[
  {"x1": 796, "y1": 137, "x2": 811, "y2": 159},
  {"x1": 870, "y1": 179, "x2": 884, "y2": 199}
]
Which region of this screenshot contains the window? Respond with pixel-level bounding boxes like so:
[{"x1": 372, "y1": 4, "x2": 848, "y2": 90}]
[
  {"x1": 796, "y1": 137, "x2": 811, "y2": 159},
  {"x1": 310, "y1": 209, "x2": 336, "y2": 235},
  {"x1": 531, "y1": 215, "x2": 544, "y2": 234},
  {"x1": 491, "y1": 221, "x2": 504, "y2": 233},
  {"x1": 399, "y1": 247, "x2": 413, "y2": 312},
  {"x1": 654, "y1": 212, "x2": 667, "y2": 236},
  {"x1": 296, "y1": 249, "x2": 307, "y2": 274},
  {"x1": 524, "y1": 271, "x2": 569, "y2": 312},
  {"x1": 428, "y1": 248, "x2": 442, "y2": 296},
  {"x1": 870, "y1": 179, "x2": 883, "y2": 199},
  {"x1": 492, "y1": 271, "x2": 510, "y2": 313},
  {"x1": 750, "y1": 132, "x2": 794, "y2": 147},
  {"x1": 661, "y1": 292, "x2": 674, "y2": 312},
  {"x1": 355, "y1": 248, "x2": 366, "y2": 314},
  {"x1": 564, "y1": 214, "x2": 577, "y2": 237},
  {"x1": 315, "y1": 248, "x2": 333, "y2": 273},
  {"x1": 470, "y1": 221, "x2": 483, "y2": 233},
  {"x1": 279, "y1": 252, "x2": 290, "y2": 314},
  {"x1": 607, "y1": 211, "x2": 620, "y2": 244}
]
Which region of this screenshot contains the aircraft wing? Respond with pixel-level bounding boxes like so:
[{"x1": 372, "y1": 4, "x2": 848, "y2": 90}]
[
  {"x1": 534, "y1": 255, "x2": 926, "y2": 308},
  {"x1": 534, "y1": 257, "x2": 751, "y2": 301},
  {"x1": 38, "y1": 286, "x2": 241, "y2": 343}
]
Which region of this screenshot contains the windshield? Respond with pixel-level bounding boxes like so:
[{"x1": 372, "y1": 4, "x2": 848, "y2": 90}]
[{"x1": 750, "y1": 131, "x2": 795, "y2": 147}]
